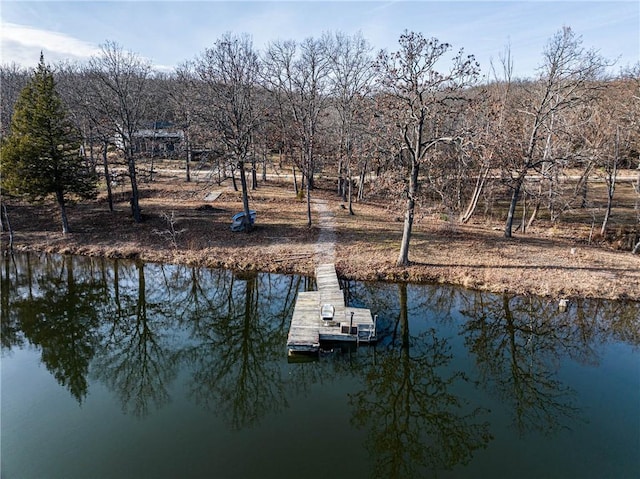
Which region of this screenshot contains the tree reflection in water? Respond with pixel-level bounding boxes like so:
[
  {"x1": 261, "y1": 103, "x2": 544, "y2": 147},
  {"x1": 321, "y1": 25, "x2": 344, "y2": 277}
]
[
  {"x1": 91, "y1": 260, "x2": 177, "y2": 417},
  {"x1": 176, "y1": 270, "x2": 293, "y2": 430},
  {"x1": 349, "y1": 283, "x2": 492, "y2": 479},
  {"x1": 3, "y1": 253, "x2": 639, "y2": 475},
  {"x1": 2, "y1": 254, "x2": 304, "y2": 425},
  {"x1": 1, "y1": 254, "x2": 24, "y2": 350},
  {"x1": 460, "y1": 292, "x2": 587, "y2": 435},
  {"x1": 5, "y1": 254, "x2": 104, "y2": 403}
]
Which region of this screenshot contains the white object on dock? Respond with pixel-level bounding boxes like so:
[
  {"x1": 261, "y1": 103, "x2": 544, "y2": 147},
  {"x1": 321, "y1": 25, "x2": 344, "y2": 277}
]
[{"x1": 558, "y1": 298, "x2": 568, "y2": 313}]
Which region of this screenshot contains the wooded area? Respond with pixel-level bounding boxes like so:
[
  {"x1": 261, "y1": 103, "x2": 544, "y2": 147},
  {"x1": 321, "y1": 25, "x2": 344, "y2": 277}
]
[{"x1": 1, "y1": 28, "x2": 639, "y2": 261}]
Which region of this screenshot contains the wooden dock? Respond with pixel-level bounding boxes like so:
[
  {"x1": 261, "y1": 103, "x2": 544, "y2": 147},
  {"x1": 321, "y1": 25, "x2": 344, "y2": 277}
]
[{"x1": 287, "y1": 264, "x2": 376, "y2": 355}]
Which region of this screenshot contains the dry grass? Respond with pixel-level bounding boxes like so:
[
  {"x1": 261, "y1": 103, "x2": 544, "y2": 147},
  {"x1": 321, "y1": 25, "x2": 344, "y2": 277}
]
[{"x1": 2, "y1": 168, "x2": 639, "y2": 301}]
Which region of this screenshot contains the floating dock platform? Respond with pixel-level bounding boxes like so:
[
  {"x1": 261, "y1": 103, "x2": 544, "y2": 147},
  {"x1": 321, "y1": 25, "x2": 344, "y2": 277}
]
[{"x1": 287, "y1": 264, "x2": 377, "y2": 355}]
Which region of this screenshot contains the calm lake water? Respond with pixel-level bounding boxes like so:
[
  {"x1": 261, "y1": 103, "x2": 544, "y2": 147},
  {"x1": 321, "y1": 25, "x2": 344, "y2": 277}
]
[{"x1": 2, "y1": 253, "x2": 639, "y2": 479}]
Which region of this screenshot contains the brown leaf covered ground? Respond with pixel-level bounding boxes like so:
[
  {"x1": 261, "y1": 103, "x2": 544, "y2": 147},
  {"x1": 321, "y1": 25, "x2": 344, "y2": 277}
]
[{"x1": 2, "y1": 169, "x2": 639, "y2": 301}]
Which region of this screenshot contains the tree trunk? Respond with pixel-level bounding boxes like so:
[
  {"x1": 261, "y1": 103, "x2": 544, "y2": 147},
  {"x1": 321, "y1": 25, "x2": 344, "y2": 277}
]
[
  {"x1": 601, "y1": 195, "x2": 613, "y2": 236},
  {"x1": 185, "y1": 132, "x2": 192, "y2": 183},
  {"x1": 220, "y1": 159, "x2": 226, "y2": 184},
  {"x1": 358, "y1": 160, "x2": 367, "y2": 201},
  {"x1": 88, "y1": 126, "x2": 96, "y2": 174},
  {"x1": 580, "y1": 180, "x2": 588, "y2": 208},
  {"x1": 239, "y1": 161, "x2": 253, "y2": 233},
  {"x1": 307, "y1": 150, "x2": 315, "y2": 191},
  {"x1": 337, "y1": 157, "x2": 344, "y2": 196},
  {"x1": 504, "y1": 177, "x2": 523, "y2": 238},
  {"x1": 521, "y1": 191, "x2": 527, "y2": 234},
  {"x1": 527, "y1": 176, "x2": 546, "y2": 228},
  {"x1": 397, "y1": 160, "x2": 419, "y2": 266},
  {"x1": 348, "y1": 170, "x2": 354, "y2": 216},
  {"x1": 127, "y1": 149, "x2": 142, "y2": 223},
  {"x1": 306, "y1": 172, "x2": 312, "y2": 228},
  {"x1": 574, "y1": 162, "x2": 593, "y2": 208},
  {"x1": 103, "y1": 140, "x2": 114, "y2": 212},
  {"x1": 56, "y1": 189, "x2": 71, "y2": 234},
  {"x1": 601, "y1": 127, "x2": 620, "y2": 236},
  {"x1": 231, "y1": 164, "x2": 238, "y2": 191},
  {"x1": 460, "y1": 166, "x2": 489, "y2": 223},
  {"x1": 526, "y1": 200, "x2": 540, "y2": 230},
  {"x1": 292, "y1": 165, "x2": 298, "y2": 195},
  {"x1": 2, "y1": 204, "x2": 13, "y2": 252},
  {"x1": 251, "y1": 158, "x2": 258, "y2": 190}
]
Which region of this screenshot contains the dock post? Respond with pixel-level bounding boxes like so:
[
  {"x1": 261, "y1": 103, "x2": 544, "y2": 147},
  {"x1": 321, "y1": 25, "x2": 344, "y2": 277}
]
[{"x1": 373, "y1": 314, "x2": 377, "y2": 340}]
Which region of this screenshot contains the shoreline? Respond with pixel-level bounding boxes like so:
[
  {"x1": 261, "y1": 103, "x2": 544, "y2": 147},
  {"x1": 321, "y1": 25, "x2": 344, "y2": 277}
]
[
  {"x1": 2, "y1": 176, "x2": 639, "y2": 302},
  {"x1": 5, "y1": 238, "x2": 639, "y2": 302}
]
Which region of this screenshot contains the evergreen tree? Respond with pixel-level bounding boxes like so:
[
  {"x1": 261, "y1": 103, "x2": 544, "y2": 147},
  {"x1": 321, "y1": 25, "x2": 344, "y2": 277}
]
[{"x1": 0, "y1": 53, "x2": 97, "y2": 234}]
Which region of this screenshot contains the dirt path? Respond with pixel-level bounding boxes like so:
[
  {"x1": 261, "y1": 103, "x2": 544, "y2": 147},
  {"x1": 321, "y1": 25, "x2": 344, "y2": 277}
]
[{"x1": 312, "y1": 199, "x2": 336, "y2": 264}]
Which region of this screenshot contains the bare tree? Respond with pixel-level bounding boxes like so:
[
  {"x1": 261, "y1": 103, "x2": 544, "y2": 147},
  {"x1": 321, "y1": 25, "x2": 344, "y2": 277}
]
[
  {"x1": 87, "y1": 41, "x2": 152, "y2": 223},
  {"x1": 82, "y1": 86, "x2": 118, "y2": 212},
  {"x1": 375, "y1": 31, "x2": 479, "y2": 266},
  {"x1": 459, "y1": 46, "x2": 514, "y2": 223},
  {"x1": 143, "y1": 73, "x2": 178, "y2": 180},
  {"x1": 503, "y1": 27, "x2": 608, "y2": 238},
  {"x1": 53, "y1": 60, "x2": 119, "y2": 212},
  {"x1": 263, "y1": 36, "x2": 332, "y2": 226},
  {"x1": 194, "y1": 33, "x2": 262, "y2": 232},
  {"x1": 600, "y1": 126, "x2": 622, "y2": 235},
  {"x1": 613, "y1": 65, "x2": 640, "y2": 253},
  {"x1": 328, "y1": 31, "x2": 375, "y2": 214},
  {"x1": 593, "y1": 70, "x2": 639, "y2": 237},
  {"x1": 167, "y1": 63, "x2": 197, "y2": 182},
  {"x1": 0, "y1": 63, "x2": 29, "y2": 139}
]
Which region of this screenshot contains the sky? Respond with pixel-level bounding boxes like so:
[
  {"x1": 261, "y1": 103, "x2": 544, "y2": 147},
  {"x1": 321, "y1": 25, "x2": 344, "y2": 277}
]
[{"x1": 1, "y1": 0, "x2": 638, "y2": 79}]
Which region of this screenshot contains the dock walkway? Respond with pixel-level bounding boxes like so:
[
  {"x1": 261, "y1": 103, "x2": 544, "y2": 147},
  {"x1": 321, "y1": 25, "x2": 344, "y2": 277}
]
[{"x1": 287, "y1": 264, "x2": 376, "y2": 355}]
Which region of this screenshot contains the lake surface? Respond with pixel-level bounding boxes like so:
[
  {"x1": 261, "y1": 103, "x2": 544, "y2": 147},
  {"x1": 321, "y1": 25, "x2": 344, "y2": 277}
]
[{"x1": 2, "y1": 253, "x2": 639, "y2": 479}]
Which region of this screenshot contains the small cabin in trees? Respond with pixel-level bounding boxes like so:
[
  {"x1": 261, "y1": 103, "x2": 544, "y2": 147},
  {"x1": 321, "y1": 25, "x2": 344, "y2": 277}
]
[
  {"x1": 132, "y1": 122, "x2": 184, "y2": 157},
  {"x1": 112, "y1": 122, "x2": 184, "y2": 157}
]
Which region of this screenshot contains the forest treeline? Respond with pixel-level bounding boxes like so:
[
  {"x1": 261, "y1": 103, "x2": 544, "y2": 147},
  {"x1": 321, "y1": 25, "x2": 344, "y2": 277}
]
[{"x1": 1, "y1": 28, "x2": 639, "y2": 260}]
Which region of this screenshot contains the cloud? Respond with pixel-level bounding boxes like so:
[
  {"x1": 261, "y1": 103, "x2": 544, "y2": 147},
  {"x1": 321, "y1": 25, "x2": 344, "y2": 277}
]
[{"x1": 0, "y1": 22, "x2": 100, "y2": 66}]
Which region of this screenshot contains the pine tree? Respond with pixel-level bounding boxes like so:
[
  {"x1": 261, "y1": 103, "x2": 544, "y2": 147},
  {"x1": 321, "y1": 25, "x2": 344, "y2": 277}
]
[{"x1": 1, "y1": 53, "x2": 97, "y2": 234}]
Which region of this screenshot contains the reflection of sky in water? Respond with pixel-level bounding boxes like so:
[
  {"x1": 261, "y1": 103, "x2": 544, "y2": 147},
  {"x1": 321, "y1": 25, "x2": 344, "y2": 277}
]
[{"x1": 2, "y1": 253, "x2": 639, "y2": 479}]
